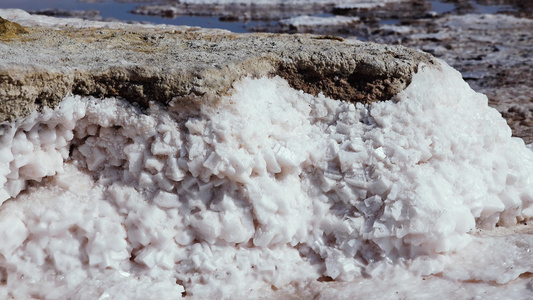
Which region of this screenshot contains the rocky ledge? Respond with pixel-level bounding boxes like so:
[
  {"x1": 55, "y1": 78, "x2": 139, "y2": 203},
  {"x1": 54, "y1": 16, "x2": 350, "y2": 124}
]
[{"x1": 0, "y1": 9, "x2": 435, "y2": 123}]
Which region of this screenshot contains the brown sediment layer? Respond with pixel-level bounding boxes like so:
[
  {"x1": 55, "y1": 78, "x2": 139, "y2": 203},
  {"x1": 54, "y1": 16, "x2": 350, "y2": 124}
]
[{"x1": 0, "y1": 17, "x2": 28, "y2": 40}]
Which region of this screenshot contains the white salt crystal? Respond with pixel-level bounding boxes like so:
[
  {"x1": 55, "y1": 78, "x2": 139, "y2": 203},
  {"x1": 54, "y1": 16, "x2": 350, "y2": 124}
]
[
  {"x1": 0, "y1": 59, "x2": 532, "y2": 299},
  {"x1": 138, "y1": 171, "x2": 154, "y2": 188},
  {"x1": 153, "y1": 190, "x2": 180, "y2": 208},
  {"x1": 144, "y1": 156, "x2": 164, "y2": 173},
  {"x1": 164, "y1": 156, "x2": 185, "y2": 182},
  {"x1": 11, "y1": 131, "x2": 33, "y2": 155},
  {"x1": 4, "y1": 179, "x2": 25, "y2": 197},
  {"x1": 85, "y1": 147, "x2": 106, "y2": 171},
  {"x1": 151, "y1": 137, "x2": 175, "y2": 156},
  {"x1": 124, "y1": 143, "x2": 145, "y2": 173}
]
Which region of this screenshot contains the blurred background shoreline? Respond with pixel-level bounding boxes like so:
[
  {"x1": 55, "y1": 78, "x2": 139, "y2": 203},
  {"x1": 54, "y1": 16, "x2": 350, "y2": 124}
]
[{"x1": 0, "y1": 1, "x2": 530, "y2": 33}]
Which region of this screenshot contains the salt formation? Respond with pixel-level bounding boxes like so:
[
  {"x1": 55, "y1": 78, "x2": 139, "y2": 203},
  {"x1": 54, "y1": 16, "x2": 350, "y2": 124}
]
[
  {"x1": 0, "y1": 60, "x2": 532, "y2": 299},
  {"x1": 279, "y1": 15, "x2": 360, "y2": 27}
]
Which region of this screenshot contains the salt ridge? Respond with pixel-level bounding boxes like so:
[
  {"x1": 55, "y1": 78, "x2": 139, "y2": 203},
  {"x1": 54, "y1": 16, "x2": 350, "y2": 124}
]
[{"x1": 0, "y1": 60, "x2": 532, "y2": 298}]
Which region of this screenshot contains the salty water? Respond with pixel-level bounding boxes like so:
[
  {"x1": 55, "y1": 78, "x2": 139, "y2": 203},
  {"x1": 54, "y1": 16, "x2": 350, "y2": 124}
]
[{"x1": 0, "y1": 0, "x2": 523, "y2": 33}]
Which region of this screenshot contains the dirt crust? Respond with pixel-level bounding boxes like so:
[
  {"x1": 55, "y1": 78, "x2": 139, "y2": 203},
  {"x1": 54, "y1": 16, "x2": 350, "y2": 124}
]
[{"x1": 0, "y1": 16, "x2": 27, "y2": 39}]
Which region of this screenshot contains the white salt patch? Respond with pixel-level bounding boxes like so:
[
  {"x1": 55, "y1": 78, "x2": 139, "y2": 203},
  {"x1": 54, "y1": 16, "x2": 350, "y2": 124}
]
[
  {"x1": 0, "y1": 59, "x2": 532, "y2": 298},
  {"x1": 444, "y1": 14, "x2": 533, "y2": 31},
  {"x1": 280, "y1": 15, "x2": 360, "y2": 27},
  {"x1": 335, "y1": 3, "x2": 386, "y2": 9}
]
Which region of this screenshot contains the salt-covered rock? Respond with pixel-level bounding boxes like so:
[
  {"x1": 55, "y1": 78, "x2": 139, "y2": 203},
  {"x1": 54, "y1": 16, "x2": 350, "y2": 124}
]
[
  {"x1": 0, "y1": 9, "x2": 434, "y2": 123},
  {"x1": 0, "y1": 58, "x2": 532, "y2": 298}
]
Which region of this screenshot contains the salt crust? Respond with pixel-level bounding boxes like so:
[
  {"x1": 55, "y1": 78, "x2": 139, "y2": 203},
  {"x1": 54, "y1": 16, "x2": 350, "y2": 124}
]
[
  {"x1": 0, "y1": 60, "x2": 532, "y2": 299},
  {"x1": 280, "y1": 15, "x2": 360, "y2": 27}
]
